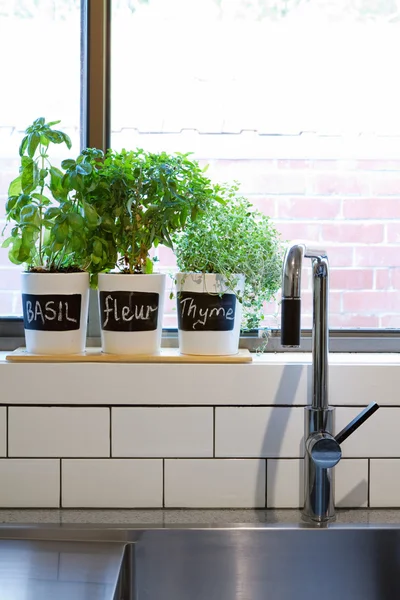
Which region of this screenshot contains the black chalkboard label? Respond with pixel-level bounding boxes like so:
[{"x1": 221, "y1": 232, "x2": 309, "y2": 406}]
[
  {"x1": 177, "y1": 291, "x2": 236, "y2": 331},
  {"x1": 22, "y1": 294, "x2": 82, "y2": 331},
  {"x1": 100, "y1": 291, "x2": 159, "y2": 332}
]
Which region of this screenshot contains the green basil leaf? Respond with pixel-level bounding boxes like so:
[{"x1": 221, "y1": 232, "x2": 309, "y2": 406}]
[
  {"x1": 21, "y1": 160, "x2": 39, "y2": 194},
  {"x1": 19, "y1": 136, "x2": 29, "y2": 157},
  {"x1": 20, "y1": 204, "x2": 39, "y2": 226},
  {"x1": 83, "y1": 202, "x2": 100, "y2": 227},
  {"x1": 27, "y1": 132, "x2": 40, "y2": 158},
  {"x1": 61, "y1": 159, "x2": 76, "y2": 170},
  {"x1": 53, "y1": 221, "x2": 69, "y2": 243},
  {"x1": 2, "y1": 237, "x2": 13, "y2": 249},
  {"x1": 76, "y1": 162, "x2": 92, "y2": 175},
  {"x1": 16, "y1": 194, "x2": 31, "y2": 209},
  {"x1": 62, "y1": 132, "x2": 72, "y2": 150},
  {"x1": 44, "y1": 207, "x2": 61, "y2": 220},
  {"x1": 67, "y1": 212, "x2": 84, "y2": 231},
  {"x1": 5, "y1": 196, "x2": 18, "y2": 212},
  {"x1": 8, "y1": 176, "x2": 22, "y2": 197},
  {"x1": 49, "y1": 166, "x2": 68, "y2": 201}
]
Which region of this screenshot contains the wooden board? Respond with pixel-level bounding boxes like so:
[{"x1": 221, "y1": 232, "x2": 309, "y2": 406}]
[{"x1": 6, "y1": 347, "x2": 252, "y2": 364}]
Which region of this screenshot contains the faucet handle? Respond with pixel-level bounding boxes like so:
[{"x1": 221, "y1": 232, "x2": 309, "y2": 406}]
[
  {"x1": 335, "y1": 402, "x2": 379, "y2": 445},
  {"x1": 307, "y1": 402, "x2": 379, "y2": 470}
]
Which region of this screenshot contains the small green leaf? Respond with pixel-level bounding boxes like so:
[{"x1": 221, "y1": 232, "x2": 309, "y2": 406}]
[
  {"x1": 76, "y1": 162, "x2": 92, "y2": 175},
  {"x1": 34, "y1": 117, "x2": 45, "y2": 126},
  {"x1": 91, "y1": 254, "x2": 101, "y2": 264},
  {"x1": 93, "y1": 239, "x2": 103, "y2": 257},
  {"x1": 16, "y1": 194, "x2": 31, "y2": 209},
  {"x1": 61, "y1": 132, "x2": 72, "y2": 149},
  {"x1": 53, "y1": 221, "x2": 69, "y2": 243},
  {"x1": 83, "y1": 202, "x2": 100, "y2": 227},
  {"x1": 45, "y1": 120, "x2": 61, "y2": 127},
  {"x1": 44, "y1": 207, "x2": 61, "y2": 220},
  {"x1": 67, "y1": 212, "x2": 84, "y2": 231},
  {"x1": 145, "y1": 257, "x2": 154, "y2": 274},
  {"x1": 5, "y1": 196, "x2": 18, "y2": 213},
  {"x1": 19, "y1": 136, "x2": 29, "y2": 157},
  {"x1": 20, "y1": 204, "x2": 40, "y2": 227},
  {"x1": 21, "y1": 160, "x2": 39, "y2": 194},
  {"x1": 70, "y1": 233, "x2": 84, "y2": 251},
  {"x1": 49, "y1": 166, "x2": 68, "y2": 201},
  {"x1": 27, "y1": 132, "x2": 40, "y2": 158},
  {"x1": 61, "y1": 159, "x2": 76, "y2": 170},
  {"x1": 2, "y1": 237, "x2": 13, "y2": 249},
  {"x1": 8, "y1": 176, "x2": 22, "y2": 197},
  {"x1": 44, "y1": 130, "x2": 63, "y2": 144},
  {"x1": 40, "y1": 168, "x2": 48, "y2": 179}
]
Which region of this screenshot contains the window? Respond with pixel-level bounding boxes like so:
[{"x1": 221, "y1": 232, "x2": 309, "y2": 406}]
[
  {"x1": 0, "y1": 0, "x2": 81, "y2": 317},
  {"x1": 111, "y1": 0, "x2": 400, "y2": 334},
  {"x1": 1, "y1": 0, "x2": 399, "y2": 350}
]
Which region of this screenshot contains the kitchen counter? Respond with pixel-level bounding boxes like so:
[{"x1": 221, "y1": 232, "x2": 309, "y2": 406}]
[{"x1": 0, "y1": 508, "x2": 399, "y2": 526}]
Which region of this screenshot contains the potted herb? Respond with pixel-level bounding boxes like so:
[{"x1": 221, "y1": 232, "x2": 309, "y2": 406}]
[
  {"x1": 174, "y1": 184, "x2": 284, "y2": 355},
  {"x1": 2, "y1": 118, "x2": 95, "y2": 355},
  {"x1": 69, "y1": 148, "x2": 216, "y2": 355}
]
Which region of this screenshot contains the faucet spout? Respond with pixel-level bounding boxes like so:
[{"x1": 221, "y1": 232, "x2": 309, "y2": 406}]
[{"x1": 281, "y1": 243, "x2": 329, "y2": 410}]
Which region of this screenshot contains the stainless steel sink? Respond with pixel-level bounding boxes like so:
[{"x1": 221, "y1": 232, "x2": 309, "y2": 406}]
[{"x1": 0, "y1": 523, "x2": 400, "y2": 600}]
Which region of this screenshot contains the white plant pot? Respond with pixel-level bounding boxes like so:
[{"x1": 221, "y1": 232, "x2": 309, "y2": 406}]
[
  {"x1": 176, "y1": 273, "x2": 244, "y2": 356},
  {"x1": 21, "y1": 272, "x2": 89, "y2": 355},
  {"x1": 98, "y1": 273, "x2": 166, "y2": 355}
]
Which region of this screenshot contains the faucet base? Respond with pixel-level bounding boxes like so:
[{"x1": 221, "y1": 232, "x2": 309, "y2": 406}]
[
  {"x1": 303, "y1": 407, "x2": 336, "y2": 522},
  {"x1": 301, "y1": 511, "x2": 336, "y2": 525}
]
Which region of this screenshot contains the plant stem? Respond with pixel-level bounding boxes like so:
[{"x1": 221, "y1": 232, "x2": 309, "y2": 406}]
[{"x1": 38, "y1": 148, "x2": 45, "y2": 266}]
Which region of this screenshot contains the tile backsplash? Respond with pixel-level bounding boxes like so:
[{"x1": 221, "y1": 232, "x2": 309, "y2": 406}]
[
  {"x1": 0, "y1": 355, "x2": 398, "y2": 509},
  {"x1": 0, "y1": 403, "x2": 395, "y2": 508}
]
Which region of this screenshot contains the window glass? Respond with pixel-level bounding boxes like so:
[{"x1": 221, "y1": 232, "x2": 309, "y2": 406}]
[
  {"x1": 0, "y1": 0, "x2": 81, "y2": 316},
  {"x1": 111, "y1": 0, "x2": 399, "y2": 330}
]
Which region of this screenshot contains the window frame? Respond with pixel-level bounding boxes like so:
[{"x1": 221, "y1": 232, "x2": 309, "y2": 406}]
[{"x1": 0, "y1": 0, "x2": 399, "y2": 354}]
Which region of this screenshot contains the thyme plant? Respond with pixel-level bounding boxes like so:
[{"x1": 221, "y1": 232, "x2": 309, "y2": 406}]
[{"x1": 174, "y1": 184, "x2": 284, "y2": 331}]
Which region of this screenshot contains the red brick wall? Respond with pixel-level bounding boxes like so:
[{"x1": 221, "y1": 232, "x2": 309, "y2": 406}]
[{"x1": 161, "y1": 159, "x2": 400, "y2": 330}]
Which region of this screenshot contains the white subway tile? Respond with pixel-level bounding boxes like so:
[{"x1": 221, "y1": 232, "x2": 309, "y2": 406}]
[
  {"x1": 0, "y1": 408, "x2": 6, "y2": 457},
  {"x1": 62, "y1": 459, "x2": 162, "y2": 508},
  {"x1": 9, "y1": 407, "x2": 109, "y2": 457},
  {"x1": 267, "y1": 458, "x2": 368, "y2": 509},
  {"x1": 112, "y1": 408, "x2": 212, "y2": 457},
  {"x1": 0, "y1": 460, "x2": 59, "y2": 507},
  {"x1": 165, "y1": 459, "x2": 265, "y2": 508},
  {"x1": 330, "y1": 364, "x2": 400, "y2": 406},
  {"x1": 336, "y1": 459, "x2": 368, "y2": 508},
  {"x1": 0, "y1": 361, "x2": 310, "y2": 405},
  {"x1": 267, "y1": 459, "x2": 303, "y2": 508},
  {"x1": 370, "y1": 460, "x2": 400, "y2": 507},
  {"x1": 335, "y1": 407, "x2": 400, "y2": 458},
  {"x1": 215, "y1": 407, "x2": 303, "y2": 458}
]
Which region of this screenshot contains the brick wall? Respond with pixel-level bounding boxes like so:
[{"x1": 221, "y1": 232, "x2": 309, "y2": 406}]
[
  {"x1": 1, "y1": 156, "x2": 399, "y2": 330},
  {"x1": 159, "y1": 158, "x2": 400, "y2": 330}
]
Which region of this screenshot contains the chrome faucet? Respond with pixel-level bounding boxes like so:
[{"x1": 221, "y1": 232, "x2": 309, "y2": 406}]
[{"x1": 281, "y1": 243, "x2": 379, "y2": 522}]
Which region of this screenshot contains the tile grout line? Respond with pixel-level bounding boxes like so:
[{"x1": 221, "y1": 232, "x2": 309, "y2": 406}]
[
  {"x1": 59, "y1": 459, "x2": 62, "y2": 508},
  {"x1": 5, "y1": 406, "x2": 8, "y2": 458},
  {"x1": 368, "y1": 458, "x2": 371, "y2": 508},
  {"x1": 162, "y1": 459, "x2": 165, "y2": 508},
  {"x1": 213, "y1": 407, "x2": 216, "y2": 458},
  {"x1": 109, "y1": 407, "x2": 112, "y2": 457}
]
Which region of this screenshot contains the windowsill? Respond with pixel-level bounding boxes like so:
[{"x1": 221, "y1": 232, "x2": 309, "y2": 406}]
[{"x1": 0, "y1": 352, "x2": 398, "y2": 406}]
